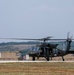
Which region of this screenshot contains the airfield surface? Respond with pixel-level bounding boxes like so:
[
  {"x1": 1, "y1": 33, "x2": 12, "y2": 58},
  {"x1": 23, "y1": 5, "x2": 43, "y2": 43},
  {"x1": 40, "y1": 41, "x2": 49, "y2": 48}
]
[
  {"x1": 0, "y1": 54, "x2": 74, "y2": 75},
  {"x1": 0, "y1": 62, "x2": 74, "y2": 75}
]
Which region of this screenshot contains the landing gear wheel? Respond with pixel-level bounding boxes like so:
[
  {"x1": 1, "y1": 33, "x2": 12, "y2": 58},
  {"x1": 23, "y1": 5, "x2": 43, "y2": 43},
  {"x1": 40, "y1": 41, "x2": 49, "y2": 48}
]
[
  {"x1": 32, "y1": 57, "x2": 35, "y2": 61},
  {"x1": 62, "y1": 56, "x2": 65, "y2": 61},
  {"x1": 46, "y1": 57, "x2": 49, "y2": 61}
]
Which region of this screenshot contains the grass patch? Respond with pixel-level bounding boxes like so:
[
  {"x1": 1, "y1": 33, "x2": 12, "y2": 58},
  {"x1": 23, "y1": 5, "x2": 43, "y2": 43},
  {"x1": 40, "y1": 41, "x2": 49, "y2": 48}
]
[{"x1": 0, "y1": 62, "x2": 74, "y2": 75}]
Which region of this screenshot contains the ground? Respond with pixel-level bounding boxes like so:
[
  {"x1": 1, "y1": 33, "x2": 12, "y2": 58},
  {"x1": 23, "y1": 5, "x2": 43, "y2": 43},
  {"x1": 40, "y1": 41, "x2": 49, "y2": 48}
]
[
  {"x1": 0, "y1": 54, "x2": 74, "y2": 75},
  {"x1": 0, "y1": 62, "x2": 74, "y2": 75}
]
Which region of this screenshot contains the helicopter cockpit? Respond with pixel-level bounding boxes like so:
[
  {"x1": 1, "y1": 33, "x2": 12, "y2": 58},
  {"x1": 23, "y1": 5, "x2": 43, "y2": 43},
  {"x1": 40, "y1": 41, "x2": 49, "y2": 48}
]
[{"x1": 29, "y1": 46, "x2": 41, "y2": 54}]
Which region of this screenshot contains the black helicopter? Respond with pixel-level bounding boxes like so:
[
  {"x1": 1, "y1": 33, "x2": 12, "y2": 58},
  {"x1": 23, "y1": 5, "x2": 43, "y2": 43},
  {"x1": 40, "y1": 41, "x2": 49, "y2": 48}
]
[
  {"x1": 0, "y1": 32, "x2": 74, "y2": 61},
  {"x1": 28, "y1": 33, "x2": 74, "y2": 61}
]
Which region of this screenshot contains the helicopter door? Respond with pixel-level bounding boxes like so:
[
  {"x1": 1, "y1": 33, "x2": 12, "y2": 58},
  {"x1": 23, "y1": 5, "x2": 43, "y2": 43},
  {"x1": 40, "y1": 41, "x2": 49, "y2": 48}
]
[{"x1": 53, "y1": 49, "x2": 58, "y2": 56}]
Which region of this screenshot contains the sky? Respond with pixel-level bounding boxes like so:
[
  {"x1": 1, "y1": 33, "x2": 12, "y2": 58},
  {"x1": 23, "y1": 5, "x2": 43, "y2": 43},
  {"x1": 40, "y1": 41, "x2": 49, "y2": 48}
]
[{"x1": 0, "y1": 0, "x2": 74, "y2": 42}]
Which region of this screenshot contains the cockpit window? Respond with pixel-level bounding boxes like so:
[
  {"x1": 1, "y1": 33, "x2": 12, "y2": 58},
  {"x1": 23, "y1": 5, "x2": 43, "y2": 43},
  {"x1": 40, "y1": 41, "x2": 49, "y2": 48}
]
[
  {"x1": 36, "y1": 47, "x2": 40, "y2": 51},
  {"x1": 30, "y1": 46, "x2": 40, "y2": 51}
]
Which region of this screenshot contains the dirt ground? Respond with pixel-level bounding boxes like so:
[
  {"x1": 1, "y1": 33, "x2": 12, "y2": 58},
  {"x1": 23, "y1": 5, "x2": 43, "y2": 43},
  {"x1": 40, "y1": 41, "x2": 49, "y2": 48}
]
[
  {"x1": 0, "y1": 62, "x2": 74, "y2": 75},
  {"x1": 0, "y1": 54, "x2": 74, "y2": 75}
]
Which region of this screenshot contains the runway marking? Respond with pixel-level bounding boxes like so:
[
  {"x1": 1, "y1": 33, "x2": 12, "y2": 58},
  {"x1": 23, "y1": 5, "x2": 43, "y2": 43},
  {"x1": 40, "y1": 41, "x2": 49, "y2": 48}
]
[{"x1": 0, "y1": 60, "x2": 74, "y2": 63}]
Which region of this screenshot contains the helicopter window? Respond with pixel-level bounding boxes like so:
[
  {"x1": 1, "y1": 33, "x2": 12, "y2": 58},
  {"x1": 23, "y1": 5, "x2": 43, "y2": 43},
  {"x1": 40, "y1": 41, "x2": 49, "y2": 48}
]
[
  {"x1": 30, "y1": 46, "x2": 35, "y2": 51},
  {"x1": 30, "y1": 46, "x2": 40, "y2": 51},
  {"x1": 53, "y1": 49, "x2": 58, "y2": 54},
  {"x1": 32, "y1": 47, "x2": 36, "y2": 51},
  {"x1": 37, "y1": 48, "x2": 40, "y2": 51},
  {"x1": 35, "y1": 47, "x2": 40, "y2": 51}
]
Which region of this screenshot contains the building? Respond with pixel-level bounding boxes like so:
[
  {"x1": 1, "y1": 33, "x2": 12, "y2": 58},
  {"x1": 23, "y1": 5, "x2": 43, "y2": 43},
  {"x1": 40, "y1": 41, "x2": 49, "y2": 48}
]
[{"x1": 0, "y1": 51, "x2": 20, "y2": 60}]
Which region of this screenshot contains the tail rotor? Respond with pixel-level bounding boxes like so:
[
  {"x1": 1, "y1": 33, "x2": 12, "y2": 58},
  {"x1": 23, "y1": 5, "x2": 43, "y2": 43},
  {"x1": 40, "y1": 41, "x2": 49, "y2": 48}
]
[{"x1": 66, "y1": 32, "x2": 72, "y2": 42}]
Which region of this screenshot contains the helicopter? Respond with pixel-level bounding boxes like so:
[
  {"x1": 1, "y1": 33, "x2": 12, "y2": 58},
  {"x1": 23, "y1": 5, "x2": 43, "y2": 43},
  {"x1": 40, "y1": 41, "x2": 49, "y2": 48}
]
[
  {"x1": 0, "y1": 32, "x2": 74, "y2": 61},
  {"x1": 28, "y1": 33, "x2": 74, "y2": 61}
]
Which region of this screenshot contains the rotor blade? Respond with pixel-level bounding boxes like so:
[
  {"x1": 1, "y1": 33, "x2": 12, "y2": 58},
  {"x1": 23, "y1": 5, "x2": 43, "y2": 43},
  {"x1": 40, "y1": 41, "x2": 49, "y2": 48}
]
[
  {"x1": 67, "y1": 32, "x2": 70, "y2": 39},
  {"x1": 0, "y1": 38, "x2": 68, "y2": 40},
  {"x1": 47, "y1": 39, "x2": 67, "y2": 40},
  {"x1": 41, "y1": 36, "x2": 52, "y2": 40},
  {"x1": 0, "y1": 36, "x2": 52, "y2": 41},
  {"x1": 49, "y1": 38, "x2": 74, "y2": 40},
  {"x1": 0, "y1": 38, "x2": 66, "y2": 40},
  {"x1": 0, "y1": 38, "x2": 41, "y2": 40},
  {"x1": 70, "y1": 35, "x2": 73, "y2": 39}
]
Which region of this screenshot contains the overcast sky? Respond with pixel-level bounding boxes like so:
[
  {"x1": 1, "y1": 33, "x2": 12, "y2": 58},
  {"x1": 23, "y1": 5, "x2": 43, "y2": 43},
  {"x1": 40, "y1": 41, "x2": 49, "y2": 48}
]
[{"x1": 0, "y1": 0, "x2": 74, "y2": 42}]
